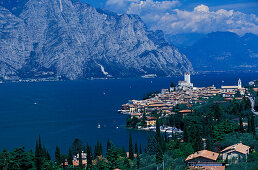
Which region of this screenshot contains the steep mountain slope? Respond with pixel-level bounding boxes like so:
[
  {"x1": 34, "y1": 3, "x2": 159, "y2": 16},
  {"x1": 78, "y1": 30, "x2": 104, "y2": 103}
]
[
  {"x1": 0, "y1": 0, "x2": 193, "y2": 81},
  {"x1": 183, "y1": 32, "x2": 258, "y2": 71}
]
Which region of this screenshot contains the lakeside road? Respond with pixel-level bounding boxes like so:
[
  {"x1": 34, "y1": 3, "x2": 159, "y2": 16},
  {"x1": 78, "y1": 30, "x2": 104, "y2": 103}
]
[{"x1": 249, "y1": 97, "x2": 258, "y2": 115}]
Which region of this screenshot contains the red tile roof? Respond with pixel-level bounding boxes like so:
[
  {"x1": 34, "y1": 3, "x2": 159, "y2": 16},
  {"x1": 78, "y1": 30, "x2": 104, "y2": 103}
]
[{"x1": 185, "y1": 150, "x2": 219, "y2": 162}]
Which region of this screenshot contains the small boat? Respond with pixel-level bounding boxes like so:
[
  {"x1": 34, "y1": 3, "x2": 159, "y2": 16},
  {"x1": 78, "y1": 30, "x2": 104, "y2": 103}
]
[{"x1": 97, "y1": 123, "x2": 101, "y2": 129}]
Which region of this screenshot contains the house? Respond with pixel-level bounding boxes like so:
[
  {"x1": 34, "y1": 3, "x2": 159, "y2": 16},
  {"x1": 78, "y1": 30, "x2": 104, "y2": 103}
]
[
  {"x1": 179, "y1": 109, "x2": 192, "y2": 117},
  {"x1": 146, "y1": 117, "x2": 157, "y2": 126},
  {"x1": 221, "y1": 142, "x2": 250, "y2": 163},
  {"x1": 185, "y1": 150, "x2": 225, "y2": 170},
  {"x1": 73, "y1": 152, "x2": 87, "y2": 166}
]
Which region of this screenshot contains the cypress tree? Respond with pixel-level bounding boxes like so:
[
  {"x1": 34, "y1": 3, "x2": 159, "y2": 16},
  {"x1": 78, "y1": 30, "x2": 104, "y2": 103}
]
[
  {"x1": 135, "y1": 143, "x2": 140, "y2": 169},
  {"x1": 144, "y1": 134, "x2": 157, "y2": 155},
  {"x1": 122, "y1": 146, "x2": 127, "y2": 157},
  {"x1": 239, "y1": 117, "x2": 244, "y2": 133},
  {"x1": 107, "y1": 139, "x2": 111, "y2": 154},
  {"x1": 86, "y1": 144, "x2": 92, "y2": 169},
  {"x1": 135, "y1": 144, "x2": 138, "y2": 157},
  {"x1": 155, "y1": 119, "x2": 161, "y2": 145},
  {"x1": 68, "y1": 148, "x2": 73, "y2": 166},
  {"x1": 129, "y1": 133, "x2": 134, "y2": 160},
  {"x1": 94, "y1": 143, "x2": 98, "y2": 159},
  {"x1": 55, "y1": 146, "x2": 61, "y2": 165},
  {"x1": 79, "y1": 150, "x2": 82, "y2": 168},
  {"x1": 46, "y1": 151, "x2": 51, "y2": 161},
  {"x1": 156, "y1": 145, "x2": 163, "y2": 164},
  {"x1": 35, "y1": 136, "x2": 42, "y2": 170},
  {"x1": 251, "y1": 115, "x2": 256, "y2": 137},
  {"x1": 139, "y1": 144, "x2": 142, "y2": 155},
  {"x1": 247, "y1": 116, "x2": 252, "y2": 133},
  {"x1": 161, "y1": 134, "x2": 166, "y2": 152},
  {"x1": 165, "y1": 132, "x2": 168, "y2": 143},
  {"x1": 99, "y1": 142, "x2": 103, "y2": 156}
]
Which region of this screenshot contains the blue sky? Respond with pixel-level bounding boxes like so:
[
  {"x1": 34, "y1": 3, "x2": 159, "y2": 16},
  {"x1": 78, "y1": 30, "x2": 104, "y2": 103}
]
[{"x1": 81, "y1": 0, "x2": 258, "y2": 35}]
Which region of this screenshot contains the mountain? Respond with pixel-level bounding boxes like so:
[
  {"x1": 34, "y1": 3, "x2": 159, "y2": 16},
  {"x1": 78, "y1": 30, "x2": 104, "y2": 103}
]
[
  {"x1": 182, "y1": 31, "x2": 258, "y2": 72},
  {"x1": 165, "y1": 33, "x2": 206, "y2": 48},
  {"x1": 0, "y1": 0, "x2": 193, "y2": 81}
]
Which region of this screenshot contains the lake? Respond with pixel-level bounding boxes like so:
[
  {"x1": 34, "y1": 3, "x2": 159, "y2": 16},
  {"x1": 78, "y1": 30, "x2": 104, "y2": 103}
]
[{"x1": 0, "y1": 72, "x2": 257, "y2": 156}]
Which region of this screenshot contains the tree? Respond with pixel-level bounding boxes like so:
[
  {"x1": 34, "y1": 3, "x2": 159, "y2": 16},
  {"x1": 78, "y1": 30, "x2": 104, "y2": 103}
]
[
  {"x1": 107, "y1": 139, "x2": 112, "y2": 153},
  {"x1": 55, "y1": 146, "x2": 61, "y2": 165},
  {"x1": 145, "y1": 134, "x2": 157, "y2": 155},
  {"x1": 135, "y1": 144, "x2": 140, "y2": 169},
  {"x1": 239, "y1": 117, "x2": 245, "y2": 133},
  {"x1": 129, "y1": 133, "x2": 134, "y2": 160},
  {"x1": 247, "y1": 116, "x2": 252, "y2": 133},
  {"x1": 139, "y1": 144, "x2": 142, "y2": 155},
  {"x1": 0, "y1": 149, "x2": 9, "y2": 169},
  {"x1": 156, "y1": 145, "x2": 163, "y2": 164},
  {"x1": 68, "y1": 148, "x2": 73, "y2": 166},
  {"x1": 9, "y1": 147, "x2": 34, "y2": 170},
  {"x1": 156, "y1": 119, "x2": 162, "y2": 145},
  {"x1": 122, "y1": 146, "x2": 127, "y2": 157},
  {"x1": 35, "y1": 136, "x2": 43, "y2": 170},
  {"x1": 72, "y1": 138, "x2": 84, "y2": 155},
  {"x1": 86, "y1": 144, "x2": 92, "y2": 169},
  {"x1": 251, "y1": 115, "x2": 256, "y2": 138}
]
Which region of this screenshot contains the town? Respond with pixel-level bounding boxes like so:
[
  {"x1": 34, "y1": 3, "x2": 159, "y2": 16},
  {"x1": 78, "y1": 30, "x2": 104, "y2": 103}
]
[{"x1": 119, "y1": 72, "x2": 248, "y2": 131}]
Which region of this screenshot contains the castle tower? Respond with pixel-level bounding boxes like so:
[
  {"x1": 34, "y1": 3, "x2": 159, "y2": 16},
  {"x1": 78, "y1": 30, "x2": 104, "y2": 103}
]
[
  {"x1": 238, "y1": 78, "x2": 242, "y2": 89},
  {"x1": 184, "y1": 72, "x2": 191, "y2": 84}
]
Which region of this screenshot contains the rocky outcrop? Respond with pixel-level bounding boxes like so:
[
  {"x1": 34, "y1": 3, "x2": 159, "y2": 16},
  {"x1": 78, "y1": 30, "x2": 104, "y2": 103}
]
[{"x1": 0, "y1": 0, "x2": 193, "y2": 80}]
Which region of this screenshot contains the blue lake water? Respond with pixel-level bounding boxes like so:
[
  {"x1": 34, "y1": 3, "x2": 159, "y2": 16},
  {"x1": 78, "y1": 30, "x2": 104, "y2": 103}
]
[{"x1": 0, "y1": 72, "x2": 257, "y2": 156}]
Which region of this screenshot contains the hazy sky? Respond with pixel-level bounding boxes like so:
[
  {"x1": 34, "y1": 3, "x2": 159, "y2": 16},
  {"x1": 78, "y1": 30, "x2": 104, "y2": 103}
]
[{"x1": 81, "y1": 0, "x2": 258, "y2": 35}]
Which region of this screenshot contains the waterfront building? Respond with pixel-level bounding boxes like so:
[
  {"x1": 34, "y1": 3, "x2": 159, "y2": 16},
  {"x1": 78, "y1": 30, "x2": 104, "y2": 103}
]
[
  {"x1": 221, "y1": 78, "x2": 246, "y2": 96},
  {"x1": 73, "y1": 151, "x2": 87, "y2": 166},
  {"x1": 177, "y1": 72, "x2": 194, "y2": 90},
  {"x1": 146, "y1": 117, "x2": 157, "y2": 127}
]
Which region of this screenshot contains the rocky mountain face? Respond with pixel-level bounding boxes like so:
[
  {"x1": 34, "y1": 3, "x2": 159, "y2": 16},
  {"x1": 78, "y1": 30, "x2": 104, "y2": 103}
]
[
  {"x1": 182, "y1": 32, "x2": 258, "y2": 72},
  {"x1": 0, "y1": 0, "x2": 193, "y2": 80}
]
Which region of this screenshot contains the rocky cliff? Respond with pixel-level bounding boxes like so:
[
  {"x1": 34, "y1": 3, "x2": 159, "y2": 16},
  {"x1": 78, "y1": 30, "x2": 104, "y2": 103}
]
[{"x1": 0, "y1": 0, "x2": 193, "y2": 80}]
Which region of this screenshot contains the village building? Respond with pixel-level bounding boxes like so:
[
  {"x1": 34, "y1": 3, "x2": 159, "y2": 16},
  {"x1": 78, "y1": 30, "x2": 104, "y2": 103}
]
[
  {"x1": 73, "y1": 151, "x2": 87, "y2": 166},
  {"x1": 185, "y1": 150, "x2": 225, "y2": 170},
  {"x1": 146, "y1": 117, "x2": 157, "y2": 127},
  {"x1": 176, "y1": 72, "x2": 194, "y2": 90},
  {"x1": 221, "y1": 79, "x2": 246, "y2": 97},
  {"x1": 221, "y1": 142, "x2": 250, "y2": 163}
]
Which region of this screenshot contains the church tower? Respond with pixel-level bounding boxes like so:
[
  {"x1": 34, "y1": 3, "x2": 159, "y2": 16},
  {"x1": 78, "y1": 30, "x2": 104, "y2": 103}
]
[
  {"x1": 184, "y1": 72, "x2": 191, "y2": 84},
  {"x1": 238, "y1": 78, "x2": 242, "y2": 89}
]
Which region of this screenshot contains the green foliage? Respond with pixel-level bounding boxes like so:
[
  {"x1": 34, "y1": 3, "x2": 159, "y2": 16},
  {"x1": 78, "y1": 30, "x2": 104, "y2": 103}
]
[
  {"x1": 126, "y1": 116, "x2": 141, "y2": 128},
  {"x1": 172, "y1": 143, "x2": 194, "y2": 159},
  {"x1": 106, "y1": 145, "x2": 128, "y2": 169},
  {"x1": 68, "y1": 148, "x2": 73, "y2": 166},
  {"x1": 72, "y1": 138, "x2": 84, "y2": 155},
  {"x1": 213, "y1": 120, "x2": 238, "y2": 142},
  {"x1": 227, "y1": 160, "x2": 258, "y2": 170},
  {"x1": 143, "y1": 91, "x2": 159, "y2": 100},
  {"x1": 144, "y1": 134, "x2": 157, "y2": 155},
  {"x1": 0, "y1": 147, "x2": 35, "y2": 170},
  {"x1": 86, "y1": 144, "x2": 93, "y2": 169},
  {"x1": 55, "y1": 146, "x2": 61, "y2": 165},
  {"x1": 129, "y1": 133, "x2": 134, "y2": 160},
  {"x1": 220, "y1": 132, "x2": 258, "y2": 150}
]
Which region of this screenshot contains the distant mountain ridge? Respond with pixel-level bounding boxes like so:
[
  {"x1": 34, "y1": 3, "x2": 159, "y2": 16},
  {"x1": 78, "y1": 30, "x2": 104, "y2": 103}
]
[
  {"x1": 0, "y1": 0, "x2": 193, "y2": 81},
  {"x1": 182, "y1": 31, "x2": 258, "y2": 72}
]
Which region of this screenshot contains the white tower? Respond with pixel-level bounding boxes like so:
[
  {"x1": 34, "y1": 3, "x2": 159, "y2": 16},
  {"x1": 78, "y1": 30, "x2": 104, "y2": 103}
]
[
  {"x1": 184, "y1": 72, "x2": 191, "y2": 84},
  {"x1": 238, "y1": 78, "x2": 242, "y2": 89}
]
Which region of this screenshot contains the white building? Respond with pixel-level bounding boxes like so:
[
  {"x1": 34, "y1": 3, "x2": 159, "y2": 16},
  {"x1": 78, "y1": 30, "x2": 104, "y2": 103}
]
[
  {"x1": 177, "y1": 72, "x2": 193, "y2": 90},
  {"x1": 221, "y1": 79, "x2": 245, "y2": 96}
]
